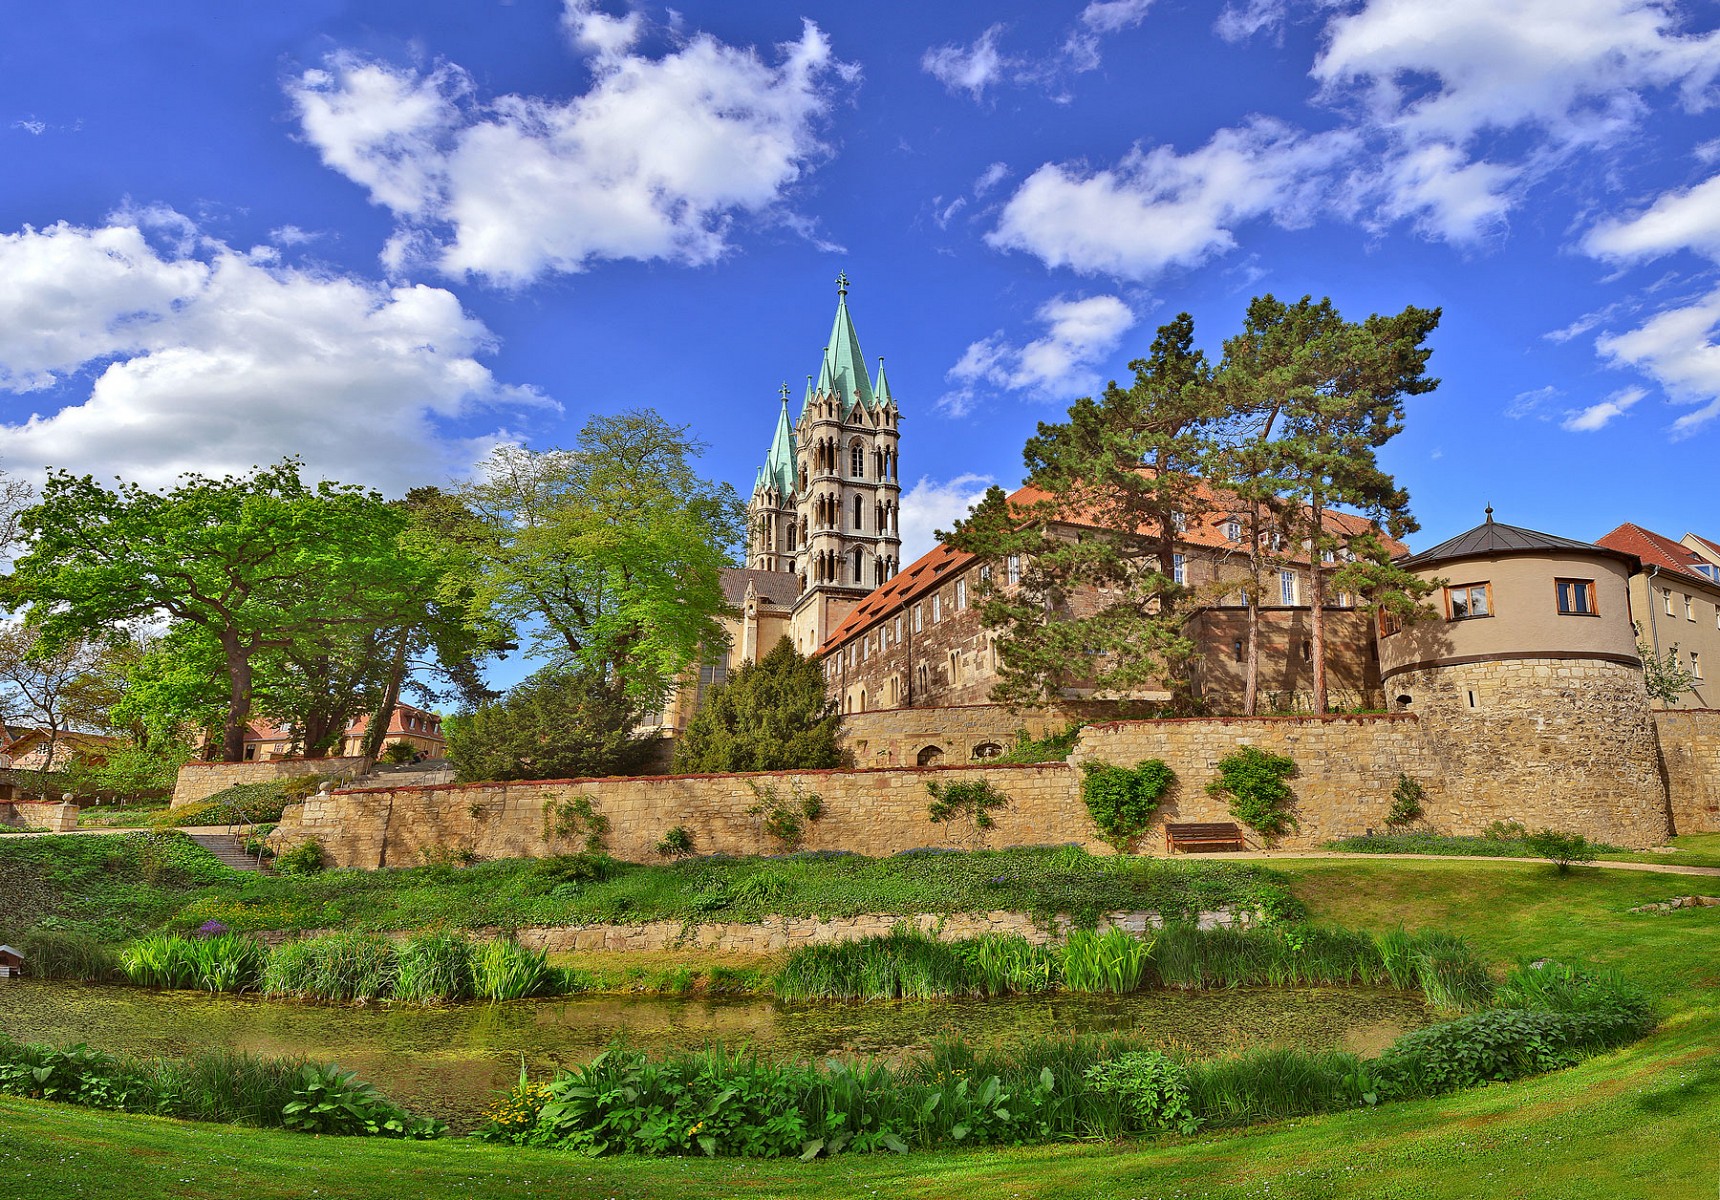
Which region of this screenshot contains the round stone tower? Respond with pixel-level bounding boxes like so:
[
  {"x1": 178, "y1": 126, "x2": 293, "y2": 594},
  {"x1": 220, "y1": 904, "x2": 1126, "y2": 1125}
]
[{"x1": 1379, "y1": 510, "x2": 1669, "y2": 844}]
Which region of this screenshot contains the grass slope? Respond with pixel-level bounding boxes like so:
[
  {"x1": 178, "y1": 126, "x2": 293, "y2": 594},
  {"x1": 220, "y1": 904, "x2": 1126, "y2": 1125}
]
[{"x1": 1, "y1": 857, "x2": 1715, "y2": 1198}]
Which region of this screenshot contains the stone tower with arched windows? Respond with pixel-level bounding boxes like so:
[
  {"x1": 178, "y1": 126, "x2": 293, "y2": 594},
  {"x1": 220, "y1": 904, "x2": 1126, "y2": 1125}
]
[{"x1": 747, "y1": 274, "x2": 902, "y2": 654}]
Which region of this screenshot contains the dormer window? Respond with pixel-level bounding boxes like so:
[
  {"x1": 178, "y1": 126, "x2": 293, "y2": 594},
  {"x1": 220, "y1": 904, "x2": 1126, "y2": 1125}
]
[{"x1": 1224, "y1": 520, "x2": 1241, "y2": 542}]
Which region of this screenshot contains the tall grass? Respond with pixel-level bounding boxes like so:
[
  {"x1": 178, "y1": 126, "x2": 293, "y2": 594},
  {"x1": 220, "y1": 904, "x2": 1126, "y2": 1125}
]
[
  {"x1": 1061, "y1": 927, "x2": 1149, "y2": 993},
  {"x1": 472, "y1": 940, "x2": 560, "y2": 1001},
  {"x1": 393, "y1": 934, "x2": 475, "y2": 1003},
  {"x1": 954, "y1": 933, "x2": 1058, "y2": 995},
  {"x1": 19, "y1": 930, "x2": 119, "y2": 981},
  {"x1": 263, "y1": 933, "x2": 398, "y2": 1002},
  {"x1": 119, "y1": 933, "x2": 266, "y2": 992}
]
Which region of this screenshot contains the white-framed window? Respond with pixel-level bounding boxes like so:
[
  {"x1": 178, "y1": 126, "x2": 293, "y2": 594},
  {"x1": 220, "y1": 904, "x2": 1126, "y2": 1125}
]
[
  {"x1": 956, "y1": 579, "x2": 967, "y2": 610},
  {"x1": 1686, "y1": 594, "x2": 1695, "y2": 621},
  {"x1": 1692, "y1": 650, "x2": 1704, "y2": 680},
  {"x1": 931, "y1": 594, "x2": 942, "y2": 623},
  {"x1": 1664, "y1": 588, "x2": 1676, "y2": 616},
  {"x1": 1279, "y1": 569, "x2": 1298, "y2": 606},
  {"x1": 881, "y1": 624, "x2": 889, "y2": 649},
  {"x1": 914, "y1": 603, "x2": 923, "y2": 632},
  {"x1": 863, "y1": 636, "x2": 870, "y2": 660},
  {"x1": 979, "y1": 563, "x2": 992, "y2": 584},
  {"x1": 1224, "y1": 519, "x2": 1241, "y2": 542},
  {"x1": 1173, "y1": 553, "x2": 1186, "y2": 585},
  {"x1": 847, "y1": 645, "x2": 855, "y2": 668},
  {"x1": 896, "y1": 614, "x2": 904, "y2": 642},
  {"x1": 1007, "y1": 554, "x2": 1021, "y2": 585}
]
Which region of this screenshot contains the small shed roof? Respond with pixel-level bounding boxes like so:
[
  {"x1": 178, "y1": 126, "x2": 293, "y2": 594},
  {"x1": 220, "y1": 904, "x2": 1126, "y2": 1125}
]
[{"x1": 0, "y1": 945, "x2": 23, "y2": 959}]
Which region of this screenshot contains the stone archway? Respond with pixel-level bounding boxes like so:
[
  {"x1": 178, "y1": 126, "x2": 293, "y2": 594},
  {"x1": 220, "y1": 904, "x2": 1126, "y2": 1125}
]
[{"x1": 916, "y1": 744, "x2": 944, "y2": 766}]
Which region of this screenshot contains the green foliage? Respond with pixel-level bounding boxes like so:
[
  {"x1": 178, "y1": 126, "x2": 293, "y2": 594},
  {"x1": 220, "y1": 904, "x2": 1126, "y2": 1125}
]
[
  {"x1": 1080, "y1": 759, "x2": 1176, "y2": 850},
  {"x1": 18, "y1": 930, "x2": 118, "y2": 981},
  {"x1": 445, "y1": 665, "x2": 654, "y2": 784},
  {"x1": 1061, "y1": 927, "x2": 1150, "y2": 993},
  {"x1": 471, "y1": 940, "x2": 560, "y2": 1001},
  {"x1": 1638, "y1": 636, "x2": 1698, "y2": 704},
  {"x1": 119, "y1": 933, "x2": 267, "y2": 992},
  {"x1": 381, "y1": 741, "x2": 418, "y2": 765},
  {"x1": 1206, "y1": 746, "x2": 1298, "y2": 840},
  {"x1": 774, "y1": 925, "x2": 974, "y2": 1002},
  {"x1": 274, "y1": 838, "x2": 327, "y2": 877},
  {"x1": 1522, "y1": 829, "x2": 1600, "y2": 872},
  {"x1": 1082, "y1": 1052, "x2": 1201, "y2": 1133},
  {"x1": 655, "y1": 826, "x2": 695, "y2": 858},
  {"x1": 283, "y1": 1063, "x2": 445, "y2": 1138},
  {"x1": 392, "y1": 933, "x2": 475, "y2": 1003},
  {"x1": 263, "y1": 933, "x2": 400, "y2": 1002},
  {"x1": 996, "y1": 721, "x2": 1086, "y2": 764},
  {"x1": 155, "y1": 775, "x2": 328, "y2": 829},
  {"x1": 672, "y1": 638, "x2": 842, "y2": 774},
  {"x1": 541, "y1": 795, "x2": 611, "y2": 853},
  {"x1": 746, "y1": 781, "x2": 825, "y2": 851},
  {"x1": 1386, "y1": 773, "x2": 1425, "y2": 828},
  {"x1": 925, "y1": 778, "x2": 1010, "y2": 849},
  {"x1": 455, "y1": 415, "x2": 744, "y2": 705}
]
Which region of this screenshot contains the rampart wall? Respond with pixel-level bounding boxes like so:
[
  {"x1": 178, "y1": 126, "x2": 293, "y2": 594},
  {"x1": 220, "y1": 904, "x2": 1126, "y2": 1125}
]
[
  {"x1": 171, "y1": 757, "x2": 370, "y2": 808},
  {"x1": 1655, "y1": 709, "x2": 1720, "y2": 835}
]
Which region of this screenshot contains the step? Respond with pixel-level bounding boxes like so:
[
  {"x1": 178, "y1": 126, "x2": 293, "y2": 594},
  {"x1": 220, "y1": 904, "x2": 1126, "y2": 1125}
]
[{"x1": 187, "y1": 832, "x2": 268, "y2": 872}]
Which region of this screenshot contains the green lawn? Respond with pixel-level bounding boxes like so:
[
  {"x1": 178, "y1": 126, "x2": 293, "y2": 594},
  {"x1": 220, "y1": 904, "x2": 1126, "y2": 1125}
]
[{"x1": 1, "y1": 856, "x2": 1716, "y2": 1198}]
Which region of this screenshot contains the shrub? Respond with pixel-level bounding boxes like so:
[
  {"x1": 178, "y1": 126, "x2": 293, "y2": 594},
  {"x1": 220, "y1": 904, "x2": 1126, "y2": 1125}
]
[
  {"x1": 1372, "y1": 1007, "x2": 1639, "y2": 1097},
  {"x1": 1386, "y1": 774, "x2": 1425, "y2": 827},
  {"x1": 541, "y1": 796, "x2": 610, "y2": 854},
  {"x1": 1206, "y1": 746, "x2": 1298, "y2": 840},
  {"x1": 655, "y1": 825, "x2": 695, "y2": 858},
  {"x1": 1083, "y1": 1051, "x2": 1200, "y2": 1132},
  {"x1": 444, "y1": 664, "x2": 655, "y2": 784},
  {"x1": 283, "y1": 1062, "x2": 444, "y2": 1138},
  {"x1": 672, "y1": 637, "x2": 843, "y2": 774},
  {"x1": 925, "y1": 779, "x2": 1011, "y2": 850},
  {"x1": 274, "y1": 838, "x2": 326, "y2": 876},
  {"x1": 382, "y1": 741, "x2": 418, "y2": 765},
  {"x1": 1081, "y1": 759, "x2": 1176, "y2": 851},
  {"x1": 747, "y1": 781, "x2": 824, "y2": 851},
  {"x1": 997, "y1": 722, "x2": 1086, "y2": 764},
  {"x1": 1522, "y1": 828, "x2": 1599, "y2": 872}
]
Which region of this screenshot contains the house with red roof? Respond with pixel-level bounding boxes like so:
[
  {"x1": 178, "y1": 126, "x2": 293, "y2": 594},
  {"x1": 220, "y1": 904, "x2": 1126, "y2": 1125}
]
[{"x1": 1596, "y1": 523, "x2": 1720, "y2": 708}]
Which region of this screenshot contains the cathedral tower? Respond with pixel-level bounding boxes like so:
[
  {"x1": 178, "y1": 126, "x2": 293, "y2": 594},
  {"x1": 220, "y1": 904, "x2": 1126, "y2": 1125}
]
[{"x1": 747, "y1": 273, "x2": 902, "y2": 652}]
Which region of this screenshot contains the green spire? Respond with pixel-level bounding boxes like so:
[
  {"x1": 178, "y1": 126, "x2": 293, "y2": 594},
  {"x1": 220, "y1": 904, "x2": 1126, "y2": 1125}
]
[
  {"x1": 821, "y1": 272, "x2": 876, "y2": 415},
  {"x1": 758, "y1": 383, "x2": 797, "y2": 497},
  {"x1": 873, "y1": 355, "x2": 894, "y2": 408}
]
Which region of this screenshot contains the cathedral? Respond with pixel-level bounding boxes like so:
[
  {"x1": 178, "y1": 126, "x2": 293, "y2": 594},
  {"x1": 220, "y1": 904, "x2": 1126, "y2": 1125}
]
[{"x1": 744, "y1": 273, "x2": 903, "y2": 654}]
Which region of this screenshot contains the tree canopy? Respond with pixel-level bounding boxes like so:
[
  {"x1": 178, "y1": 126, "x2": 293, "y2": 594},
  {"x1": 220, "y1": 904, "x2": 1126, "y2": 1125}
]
[
  {"x1": 456, "y1": 411, "x2": 744, "y2": 709},
  {"x1": 442, "y1": 664, "x2": 655, "y2": 783},
  {"x1": 672, "y1": 636, "x2": 843, "y2": 774}
]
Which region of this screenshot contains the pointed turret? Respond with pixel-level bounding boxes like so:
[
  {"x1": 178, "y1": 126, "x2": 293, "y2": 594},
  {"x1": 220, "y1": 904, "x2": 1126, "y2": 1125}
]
[
  {"x1": 761, "y1": 383, "x2": 797, "y2": 497},
  {"x1": 821, "y1": 272, "x2": 876, "y2": 415},
  {"x1": 873, "y1": 356, "x2": 894, "y2": 409}
]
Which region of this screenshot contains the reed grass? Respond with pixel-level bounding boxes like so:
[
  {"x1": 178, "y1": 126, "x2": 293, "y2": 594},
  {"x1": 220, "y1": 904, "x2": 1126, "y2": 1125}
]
[
  {"x1": 393, "y1": 934, "x2": 475, "y2": 1003},
  {"x1": 19, "y1": 930, "x2": 118, "y2": 981},
  {"x1": 472, "y1": 939, "x2": 558, "y2": 1000},
  {"x1": 118, "y1": 933, "x2": 267, "y2": 992},
  {"x1": 1060, "y1": 927, "x2": 1149, "y2": 993},
  {"x1": 262, "y1": 933, "x2": 398, "y2": 1002}
]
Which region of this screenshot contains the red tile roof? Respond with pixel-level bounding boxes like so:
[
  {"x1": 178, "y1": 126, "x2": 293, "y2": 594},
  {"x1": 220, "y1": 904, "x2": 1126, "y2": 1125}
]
[
  {"x1": 819, "y1": 477, "x2": 1409, "y2": 654},
  {"x1": 1595, "y1": 523, "x2": 1719, "y2": 586}
]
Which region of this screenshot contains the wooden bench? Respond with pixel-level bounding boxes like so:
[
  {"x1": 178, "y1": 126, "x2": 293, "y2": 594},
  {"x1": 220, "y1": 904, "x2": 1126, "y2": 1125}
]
[{"x1": 1165, "y1": 821, "x2": 1246, "y2": 854}]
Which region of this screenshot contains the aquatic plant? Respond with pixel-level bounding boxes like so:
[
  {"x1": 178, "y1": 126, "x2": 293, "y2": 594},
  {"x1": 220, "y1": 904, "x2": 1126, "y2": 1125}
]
[
  {"x1": 1060, "y1": 927, "x2": 1150, "y2": 993},
  {"x1": 393, "y1": 933, "x2": 475, "y2": 1003},
  {"x1": 263, "y1": 932, "x2": 398, "y2": 1002}
]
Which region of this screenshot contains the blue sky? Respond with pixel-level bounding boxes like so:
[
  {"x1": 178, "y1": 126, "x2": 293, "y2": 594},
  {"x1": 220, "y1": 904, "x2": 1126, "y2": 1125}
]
[{"x1": 3, "y1": 0, "x2": 1720, "y2": 578}]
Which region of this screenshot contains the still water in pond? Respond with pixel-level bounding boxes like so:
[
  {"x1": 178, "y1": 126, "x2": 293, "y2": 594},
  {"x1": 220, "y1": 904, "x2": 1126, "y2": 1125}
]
[{"x1": 0, "y1": 981, "x2": 1431, "y2": 1129}]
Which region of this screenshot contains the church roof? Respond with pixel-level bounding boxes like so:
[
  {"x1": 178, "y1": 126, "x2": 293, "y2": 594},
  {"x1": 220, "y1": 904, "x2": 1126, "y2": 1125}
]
[
  {"x1": 809, "y1": 274, "x2": 886, "y2": 418},
  {"x1": 754, "y1": 389, "x2": 797, "y2": 497},
  {"x1": 1400, "y1": 511, "x2": 1637, "y2": 570},
  {"x1": 719, "y1": 567, "x2": 799, "y2": 610}
]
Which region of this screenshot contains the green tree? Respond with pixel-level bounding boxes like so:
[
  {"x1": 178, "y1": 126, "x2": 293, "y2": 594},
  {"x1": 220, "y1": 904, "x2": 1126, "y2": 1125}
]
[
  {"x1": 442, "y1": 664, "x2": 655, "y2": 783},
  {"x1": 944, "y1": 315, "x2": 1222, "y2": 706},
  {"x1": 1637, "y1": 632, "x2": 1697, "y2": 705},
  {"x1": 458, "y1": 412, "x2": 744, "y2": 709},
  {"x1": 4, "y1": 461, "x2": 447, "y2": 761},
  {"x1": 0, "y1": 625, "x2": 116, "y2": 789},
  {"x1": 1216, "y1": 295, "x2": 1440, "y2": 713},
  {"x1": 672, "y1": 636, "x2": 842, "y2": 773}
]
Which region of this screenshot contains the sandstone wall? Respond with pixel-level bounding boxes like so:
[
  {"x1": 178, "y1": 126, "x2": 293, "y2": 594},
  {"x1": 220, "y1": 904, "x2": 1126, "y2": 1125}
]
[
  {"x1": 1069, "y1": 715, "x2": 1434, "y2": 850},
  {"x1": 1655, "y1": 709, "x2": 1720, "y2": 835},
  {"x1": 0, "y1": 800, "x2": 77, "y2": 831},
  {"x1": 172, "y1": 757, "x2": 370, "y2": 808},
  {"x1": 271, "y1": 762, "x2": 1092, "y2": 870},
  {"x1": 1387, "y1": 659, "x2": 1670, "y2": 845}
]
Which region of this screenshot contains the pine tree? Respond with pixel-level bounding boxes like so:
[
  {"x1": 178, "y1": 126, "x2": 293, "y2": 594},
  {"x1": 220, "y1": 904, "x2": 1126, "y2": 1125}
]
[{"x1": 672, "y1": 636, "x2": 842, "y2": 773}]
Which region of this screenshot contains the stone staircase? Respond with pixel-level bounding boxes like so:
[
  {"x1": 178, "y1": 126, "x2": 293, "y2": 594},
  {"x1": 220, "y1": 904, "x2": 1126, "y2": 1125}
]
[{"x1": 187, "y1": 831, "x2": 269, "y2": 873}]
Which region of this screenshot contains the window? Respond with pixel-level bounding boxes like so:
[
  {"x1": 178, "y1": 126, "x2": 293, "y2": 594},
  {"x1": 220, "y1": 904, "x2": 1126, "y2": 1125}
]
[
  {"x1": 850, "y1": 443, "x2": 864, "y2": 477},
  {"x1": 948, "y1": 650, "x2": 960, "y2": 684},
  {"x1": 1447, "y1": 582, "x2": 1492, "y2": 620},
  {"x1": 1692, "y1": 651, "x2": 1704, "y2": 680},
  {"x1": 847, "y1": 645, "x2": 855, "y2": 668},
  {"x1": 880, "y1": 624, "x2": 889, "y2": 650},
  {"x1": 1694, "y1": 563, "x2": 1720, "y2": 582},
  {"x1": 1224, "y1": 519, "x2": 1241, "y2": 542},
  {"x1": 862, "y1": 636, "x2": 870, "y2": 661},
  {"x1": 896, "y1": 615, "x2": 904, "y2": 642},
  {"x1": 1379, "y1": 609, "x2": 1403, "y2": 637},
  {"x1": 1279, "y1": 569, "x2": 1298, "y2": 606},
  {"x1": 1664, "y1": 588, "x2": 1676, "y2": 616},
  {"x1": 914, "y1": 603, "x2": 923, "y2": 633},
  {"x1": 1300, "y1": 639, "x2": 1311, "y2": 662},
  {"x1": 956, "y1": 579, "x2": 967, "y2": 610},
  {"x1": 853, "y1": 495, "x2": 863, "y2": 530},
  {"x1": 1007, "y1": 554, "x2": 1021, "y2": 585},
  {"x1": 1686, "y1": 594, "x2": 1695, "y2": 621},
  {"x1": 1232, "y1": 638, "x2": 1244, "y2": 663},
  {"x1": 931, "y1": 594, "x2": 942, "y2": 623},
  {"x1": 1171, "y1": 511, "x2": 1187, "y2": 533},
  {"x1": 1173, "y1": 553, "x2": 1186, "y2": 585},
  {"x1": 979, "y1": 563, "x2": 992, "y2": 584},
  {"x1": 1556, "y1": 578, "x2": 1597, "y2": 616}
]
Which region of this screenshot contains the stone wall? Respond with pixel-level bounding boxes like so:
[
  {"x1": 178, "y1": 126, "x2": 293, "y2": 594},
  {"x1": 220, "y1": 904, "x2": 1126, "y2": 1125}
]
[
  {"x1": 172, "y1": 757, "x2": 370, "y2": 808},
  {"x1": 0, "y1": 800, "x2": 78, "y2": 831},
  {"x1": 502, "y1": 907, "x2": 1253, "y2": 955},
  {"x1": 837, "y1": 701, "x2": 1141, "y2": 769},
  {"x1": 271, "y1": 762, "x2": 1091, "y2": 869},
  {"x1": 1388, "y1": 658, "x2": 1671, "y2": 845},
  {"x1": 1655, "y1": 709, "x2": 1720, "y2": 835}
]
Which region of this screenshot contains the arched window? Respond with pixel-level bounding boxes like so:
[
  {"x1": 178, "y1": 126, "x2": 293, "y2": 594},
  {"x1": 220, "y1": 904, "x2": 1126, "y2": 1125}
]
[
  {"x1": 852, "y1": 546, "x2": 864, "y2": 583},
  {"x1": 916, "y1": 744, "x2": 944, "y2": 766},
  {"x1": 853, "y1": 494, "x2": 864, "y2": 530},
  {"x1": 972, "y1": 742, "x2": 1003, "y2": 760},
  {"x1": 858, "y1": 690, "x2": 867, "y2": 712},
  {"x1": 850, "y1": 441, "x2": 864, "y2": 477}
]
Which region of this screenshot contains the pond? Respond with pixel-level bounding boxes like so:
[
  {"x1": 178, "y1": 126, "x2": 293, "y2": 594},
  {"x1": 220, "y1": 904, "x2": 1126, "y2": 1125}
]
[{"x1": 0, "y1": 980, "x2": 1432, "y2": 1130}]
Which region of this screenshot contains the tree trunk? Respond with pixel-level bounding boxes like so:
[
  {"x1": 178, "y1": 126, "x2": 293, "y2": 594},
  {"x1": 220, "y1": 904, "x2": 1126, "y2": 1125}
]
[
  {"x1": 1307, "y1": 496, "x2": 1328, "y2": 714},
  {"x1": 1244, "y1": 505, "x2": 1264, "y2": 717},
  {"x1": 359, "y1": 631, "x2": 410, "y2": 761},
  {"x1": 220, "y1": 632, "x2": 254, "y2": 763}
]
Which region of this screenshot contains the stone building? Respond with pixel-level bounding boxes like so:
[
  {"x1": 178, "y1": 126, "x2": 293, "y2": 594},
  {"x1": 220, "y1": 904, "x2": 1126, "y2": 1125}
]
[
  {"x1": 816, "y1": 479, "x2": 1400, "y2": 718},
  {"x1": 1595, "y1": 522, "x2": 1720, "y2": 709}
]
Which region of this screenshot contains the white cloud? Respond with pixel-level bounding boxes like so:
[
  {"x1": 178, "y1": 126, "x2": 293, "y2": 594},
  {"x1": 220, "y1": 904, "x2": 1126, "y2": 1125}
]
[
  {"x1": 988, "y1": 120, "x2": 1350, "y2": 279},
  {"x1": 561, "y1": 0, "x2": 643, "y2": 59},
  {"x1": 1505, "y1": 384, "x2": 1559, "y2": 420},
  {"x1": 899, "y1": 472, "x2": 996, "y2": 565},
  {"x1": 974, "y1": 162, "x2": 1010, "y2": 194},
  {"x1": 921, "y1": 25, "x2": 1011, "y2": 100},
  {"x1": 0, "y1": 215, "x2": 542, "y2": 492},
  {"x1": 1584, "y1": 172, "x2": 1720, "y2": 263},
  {"x1": 11, "y1": 117, "x2": 47, "y2": 136},
  {"x1": 1215, "y1": 0, "x2": 1290, "y2": 43},
  {"x1": 1562, "y1": 386, "x2": 1648, "y2": 431},
  {"x1": 1080, "y1": 0, "x2": 1153, "y2": 35},
  {"x1": 946, "y1": 294, "x2": 1136, "y2": 413},
  {"x1": 289, "y1": 16, "x2": 849, "y2": 286},
  {"x1": 1596, "y1": 288, "x2": 1720, "y2": 436}
]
